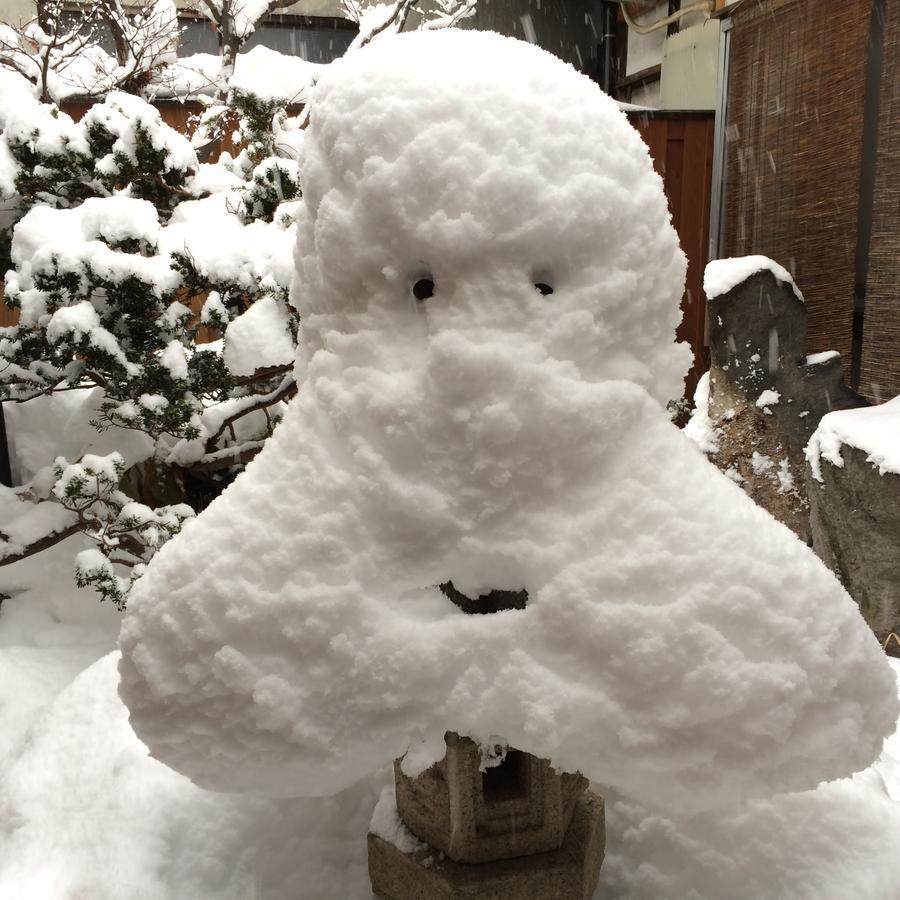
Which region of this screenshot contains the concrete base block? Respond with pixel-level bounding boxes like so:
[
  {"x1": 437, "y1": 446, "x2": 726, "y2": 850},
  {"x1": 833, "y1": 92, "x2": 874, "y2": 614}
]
[{"x1": 368, "y1": 791, "x2": 605, "y2": 900}]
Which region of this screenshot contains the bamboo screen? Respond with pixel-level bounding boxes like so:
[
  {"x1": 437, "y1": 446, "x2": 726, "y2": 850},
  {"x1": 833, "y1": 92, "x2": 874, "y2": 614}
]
[
  {"x1": 860, "y1": 3, "x2": 900, "y2": 402},
  {"x1": 723, "y1": 0, "x2": 871, "y2": 375}
]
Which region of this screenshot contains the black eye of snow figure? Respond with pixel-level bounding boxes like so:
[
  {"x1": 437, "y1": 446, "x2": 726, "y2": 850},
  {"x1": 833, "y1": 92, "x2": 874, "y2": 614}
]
[
  {"x1": 534, "y1": 282, "x2": 554, "y2": 296},
  {"x1": 413, "y1": 277, "x2": 435, "y2": 301}
]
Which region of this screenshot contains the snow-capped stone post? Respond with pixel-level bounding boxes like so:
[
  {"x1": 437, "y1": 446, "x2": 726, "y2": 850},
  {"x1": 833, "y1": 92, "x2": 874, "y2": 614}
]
[
  {"x1": 693, "y1": 258, "x2": 867, "y2": 539},
  {"x1": 806, "y1": 399, "x2": 900, "y2": 648},
  {"x1": 118, "y1": 27, "x2": 898, "y2": 900}
]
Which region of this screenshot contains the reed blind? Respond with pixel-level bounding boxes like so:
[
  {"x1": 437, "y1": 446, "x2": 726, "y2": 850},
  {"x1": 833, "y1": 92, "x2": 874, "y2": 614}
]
[{"x1": 723, "y1": 0, "x2": 871, "y2": 379}]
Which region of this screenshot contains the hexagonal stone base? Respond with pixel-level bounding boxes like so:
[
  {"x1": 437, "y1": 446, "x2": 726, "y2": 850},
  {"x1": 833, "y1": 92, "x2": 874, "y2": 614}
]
[{"x1": 368, "y1": 791, "x2": 605, "y2": 900}]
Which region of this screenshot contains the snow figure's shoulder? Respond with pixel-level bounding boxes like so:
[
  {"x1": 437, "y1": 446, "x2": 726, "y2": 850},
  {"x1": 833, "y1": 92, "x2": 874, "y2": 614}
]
[{"x1": 119, "y1": 375, "x2": 897, "y2": 812}]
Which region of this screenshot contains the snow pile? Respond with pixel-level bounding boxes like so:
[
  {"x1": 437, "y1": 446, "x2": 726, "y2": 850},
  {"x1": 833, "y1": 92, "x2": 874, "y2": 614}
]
[
  {"x1": 806, "y1": 395, "x2": 900, "y2": 481},
  {"x1": 120, "y1": 30, "x2": 897, "y2": 816},
  {"x1": 705, "y1": 255, "x2": 804, "y2": 302},
  {"x1": 683, "y1": 371, "x2": 718, "y2": 452}
]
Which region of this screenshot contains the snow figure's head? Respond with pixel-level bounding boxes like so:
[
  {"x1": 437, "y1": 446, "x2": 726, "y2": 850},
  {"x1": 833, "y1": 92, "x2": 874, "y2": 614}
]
[
  {"x1": 119, "y1": 29, "x2": 898, "y2": 815},
  {"x1": 292, "y1": 29, "x2": 690, "y2": 403}
]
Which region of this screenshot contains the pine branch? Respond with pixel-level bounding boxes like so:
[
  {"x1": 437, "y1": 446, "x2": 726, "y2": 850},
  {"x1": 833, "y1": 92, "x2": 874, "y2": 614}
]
[{"x1": 0, "y1": 520, "x2": 81, "y2": 567}]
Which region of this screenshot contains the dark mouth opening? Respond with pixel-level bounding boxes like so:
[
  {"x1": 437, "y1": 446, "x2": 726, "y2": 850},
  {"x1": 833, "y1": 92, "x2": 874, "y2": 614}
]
[{"x1": 439, "y1": 581, "x2": 528, "y2": 615}]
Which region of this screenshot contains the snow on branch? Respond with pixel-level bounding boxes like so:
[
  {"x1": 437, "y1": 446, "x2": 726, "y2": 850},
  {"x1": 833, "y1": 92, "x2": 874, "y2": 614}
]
[
  {"x1": 341, "y1": 0, "x2": 475, "y2": 53},
  {"x1": 0, "y1": 0, "x2": 180, "y2": 102}
]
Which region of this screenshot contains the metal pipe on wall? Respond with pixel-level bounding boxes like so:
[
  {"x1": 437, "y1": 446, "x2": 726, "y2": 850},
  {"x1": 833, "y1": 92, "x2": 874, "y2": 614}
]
[{"x1": 621, "y1": 0, "x2": 713, "y2": 35}]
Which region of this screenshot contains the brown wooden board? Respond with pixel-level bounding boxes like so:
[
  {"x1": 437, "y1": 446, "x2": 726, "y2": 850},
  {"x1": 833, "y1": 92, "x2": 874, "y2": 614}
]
[{"x1": 629, "y1": 111, "x2": 715, "y2": 400}]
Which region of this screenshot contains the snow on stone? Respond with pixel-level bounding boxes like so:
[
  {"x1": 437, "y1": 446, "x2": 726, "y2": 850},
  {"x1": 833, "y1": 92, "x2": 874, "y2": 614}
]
[
  {"x1": 750, "y1": 451, "x2": 773, "y2": 475},
  {"x1": 369, "y1": 784, "x2": 427, "y2": 854},
  {"x1": 776, "y1": 458, "x2": 795, "y2": 494},
  {"x1": 683, "y1": 370, "x2": 718, "y2": 453},
  {"x1": 119, "y1": 30, "x2": 896, "y2": 816},
  {"x1": 705, "y1": 255, "x2": 804, "y2": 302},
  {"x1": 806, "y1": 395, "x2": 900, "y2": 481},
  {"x1": 756, "y1": 388, "x2": 781, "y2": 409},
  {"x1": 224, "y1": 294, "x2": 295, "y2": 376},
  {"x1": 3, "y1": 649, "x2": 900, "y2": 897},
  {"x1": 806, "y1": 350, "x2": 840, "y2": 366}
]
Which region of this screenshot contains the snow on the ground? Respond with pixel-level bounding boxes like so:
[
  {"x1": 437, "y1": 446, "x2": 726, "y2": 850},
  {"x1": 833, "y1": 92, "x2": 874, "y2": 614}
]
[
  {"x1": 0, "y1": 538, "x2": 120, "y2": 761},
  {"x1": 0, "y1": 651, "x2": 386, "y2": 899},
  {"x1": 119, "y1": 30, "x2": 896, "y2": 817},
  {"x1": 0, "y1": 639, "x2": 898, "y2": 898},
  {"x1": 705, "y1": 255, "x2": 804, "y2": 302},
  {"x1": 806, "y1": 395, "x2": 900, "y2": 481}
]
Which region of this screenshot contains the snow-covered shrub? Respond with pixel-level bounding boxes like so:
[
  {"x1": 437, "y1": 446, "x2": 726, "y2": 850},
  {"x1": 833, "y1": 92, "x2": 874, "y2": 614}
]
[
  {"x1": 54, "y1": 452, "x2": 193, "y2": 609},
  {"x1": 0, "y1": 83, "x2": 298, "y2": 606}
]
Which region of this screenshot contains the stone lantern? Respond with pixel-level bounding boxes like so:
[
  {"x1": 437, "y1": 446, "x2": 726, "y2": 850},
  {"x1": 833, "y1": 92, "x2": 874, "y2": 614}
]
[
  {"x1": 368, "y1": 670, "x2": 605, "y2": 898},
  {"x1": 365, "y1": 589, "x2": 605, "y2": 896}
]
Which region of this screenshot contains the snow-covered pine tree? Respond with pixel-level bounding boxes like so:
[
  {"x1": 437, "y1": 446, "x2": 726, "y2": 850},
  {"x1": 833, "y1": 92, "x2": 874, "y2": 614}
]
[{"x1": 0, "y1": 84, "x2": 299, "y2": 606}]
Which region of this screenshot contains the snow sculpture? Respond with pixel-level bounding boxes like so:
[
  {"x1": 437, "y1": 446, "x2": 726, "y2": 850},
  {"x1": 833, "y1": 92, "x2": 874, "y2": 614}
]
[{"x1": 119, "y1": 30, "x2": 898, "y2": 821}]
